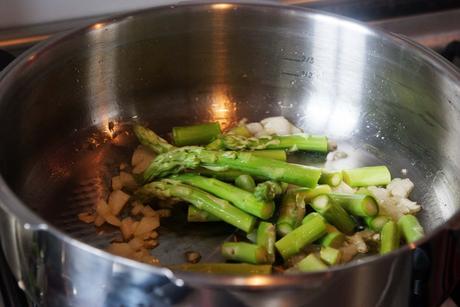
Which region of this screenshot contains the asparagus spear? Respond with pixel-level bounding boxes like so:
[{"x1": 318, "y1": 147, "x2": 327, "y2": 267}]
[
  {"x1": 342, "y1": 166, "x2": 391, "y2": 187},
  {"x1": 380, "y1": 221, "x2": 400, "y2": 254},
  {"x1": 173, "y1": 174, "x2": 275, "y2": 219},
  {"x1": 320, "y1": 246, "x2": 342, "y2": 265},
  {"x1": 135, "y1": 180, "x2": 256, "y2": 232},
  {"x1": 234, "y1": 174, "x2": 256, "y2": 192},
  {"x1": 187, "y1": 206, "x2": 220, "y2": 222},
  {"x1": 197, "y1": 168, "x2": 267, "y2": 182},
  {"x1": 276, "y1": 190, "x2": 306, "y2": 237},
  {"x1": 257, "y1": 222, "x2": 276, "y2": 263},
  {"x1": 275, "y1": 212, "x2": 327, "y2": 260},
  {"x1": 296, "y1": 254, "x2": 328, "y2": 272},
  {"x1": 319, "y1": 170, "x2": 343, "y2": 187},
  {"x1": 254, "y1": 181, "x2": 284, "y2": 201},
  {"x1": 398, "y1": 215, "x2": 424, "y2": 243},
  {"x1": 172, "y1": 122, "x2": 221, "y2": 146},
  {"x1": 365, "y1": 215, "x2": 391, "y2": 232},
  {"x1": 328, "y1": 193, "x2": 379, "y2": 217},
  {"x1": 319, "y1": 231, "x2": 346, "y2": 248},
  {"x1": 143, "y1": 147, "x2": 322, "y2": 187},
  {"x1": 221, "y1": 242, "x2": 269, "y2": 264},
  {"x1": 249, "y1": 150, "x2": 287, "y2": 161},
  {"x1": 296, "y1": 185, "x2": 332, "y2": 203},
  {"x1": 276, "y1": 185, "x2": 333, "y2": 237},
  {"x1": 227, "y1": 124, "x2": 252, "y2": 137},
  {"x1": 133, "y1": 124, "x2": 175, "y2": 154},
  {"x1": 211, "y1": 134, "x2": 328, "y2": 153},
  {"x1": 310, "y1": 195, "x2": 357, "y2": 235},
  {"x1": 169, "y1": 263, "x2": 272, "y2": 274}
]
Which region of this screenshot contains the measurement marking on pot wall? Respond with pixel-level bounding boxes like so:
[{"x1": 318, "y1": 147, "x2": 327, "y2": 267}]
[
  {"x1": 281, "y1": 71, "x2": 314, "y2": 79},
  {"x1": 281, "y1": 56, "x2": 314, "y2": 64}
]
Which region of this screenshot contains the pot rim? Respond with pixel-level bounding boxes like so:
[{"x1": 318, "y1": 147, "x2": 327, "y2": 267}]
[{"x1": 0, "y1": 1, "x2": 459, "y2": 288}]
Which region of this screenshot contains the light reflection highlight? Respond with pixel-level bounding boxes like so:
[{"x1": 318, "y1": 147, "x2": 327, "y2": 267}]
[
  {"x1": 211, "y1": 3, "x2": 233, "y2": 10},
  {"x1": 209, "y1": 85, "x2": 236, "y2": 130},
  {"x1": 92, "y1": 23, "x2": 105, "y2": 30},
  {"x1": 245, "y1": 276, "x2": 272, "y2": 286}
]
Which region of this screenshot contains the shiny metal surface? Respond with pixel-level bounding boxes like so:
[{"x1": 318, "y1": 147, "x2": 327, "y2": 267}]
[{"x1": 0, "y1": 2, "x2": 459, "y2": 306}]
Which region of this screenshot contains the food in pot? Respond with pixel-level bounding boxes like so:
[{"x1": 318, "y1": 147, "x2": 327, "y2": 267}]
[{"x1": 78, "y1": 116, "x2": 424, "y2": 273}]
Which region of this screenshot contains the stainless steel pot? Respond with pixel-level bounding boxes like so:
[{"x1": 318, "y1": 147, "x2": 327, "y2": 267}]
[{"x1": 0, "y1": 2, "x2": 459, "y2": 306}]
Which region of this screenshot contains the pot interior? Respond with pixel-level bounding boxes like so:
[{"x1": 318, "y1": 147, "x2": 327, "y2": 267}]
[{"x1": 0, "y1": 3, "x2": 459, "y2": 265}]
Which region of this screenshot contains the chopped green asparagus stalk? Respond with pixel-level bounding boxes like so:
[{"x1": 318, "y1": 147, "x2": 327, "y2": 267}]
[
  {"x1": 319, "y1": 232, "x2": 346, "y2": 248},
  {"x1": 275, "y1": 212, "x2": 327, "y2": 260},
  {"x1": 276, "y1": 190, "x2": 307, "y2": 237},
  {"x1": 249, "y1": 150, "x2": 287, "y2": 161},
  {"x1": 319, "y1": 170, "x2": 343, "y2": 187},
  {"x1": 310, "y1": 195, "x2": 357, "y2": 235},
  {"x1": 187, "y1": 206, "x2": 220, "y2": 222},
  {"x1": 133, "y1": 124, "x2": 175, "y2": 154},
  {"x1": 296, "y1": 254, "x2": 328, "y2": 272},
  {"x1": 380, "y1": 221, "x2": 400, "y2": 254},
  {"x1": 197, "y1": 168, "x2": 267, "y2": 182},
  {"x1": 234, "y1": 174, "x2": 256, "y2": 192},
  {"x1": 254, "y1": 181, "x2": 284, "y2": 201},
  {"x1": 342, "y1": 166, "x2": 391, "y2": 187},
  {"x1": 136, "y1": 180, "x2": 256, "y2": 232},
  {"x1": 328, "y1": 193, "x2": 379, "y2": 217},
  {"x1": 169, "y1": 263, "x2": 272, "y2": 275},
  {"x1": 143, "y1": 147, "x2": 322, "y2": 187},
  {"x1": 276, "y1": 185, "x2": 333, "y2": 237},
  {"x1": 365, "y1": 215, "x2": 391, "y2": 232},
  {"x1": 296, "y1": 185, "x2": 332, "y2": 203},
  {"x1": 221, "y1": 242, "x2": 269, "y2": 264},
  {"x1": 257, "y1": 222, "x2": 276, "y2": 264},
  {"x1": 212, "y1": 134, "x2": 328, "y2": 152},
  {"x1": 227, "y1": 124, "x2": 252, "y2": 137},
  {"x1": 398, "y1": 215, "x2": 424, "y2": 243},
  {"x1": 172, "y1": 122, "x2": 221, "y2": 146},
  {"x1": 173, "y1": 174, "x2": 274, "y2": 219},
  {"x1": 320, "y1": 246, "x2": 342, "y2": 265}
]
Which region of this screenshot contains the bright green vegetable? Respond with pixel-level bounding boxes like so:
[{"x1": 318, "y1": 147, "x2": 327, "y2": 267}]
[
  {"x1": 296, "y1": 254, "x2": 328, "y2": 272},
  {"x1": 227, "y1": 124, "x2": 252, "y2": 137},
  {"x1": 172, "y1": 122, "x2": 221, "y2": 146},
  {"x1": 169, "y1": 263, "x2": 272, "y2": 274},
  {"x1": 173, "y1": 174, "x2": 275, "y2": 219},
  {"x1": 221, "y1": 242, "x2": 269, "y2": 264},
  {"x1": 197, "y1": 168, "x2": 267, "y2": 182},
  {"x1": 342, "y1": 166, "x2": 391, "y2": 187},
  {"x1": 234, "y1": 174, "x2": 256, "y2": 192},
  {"x1": 380, "y1": 221, "x2": 400, "y2": 254},
  {"x1": 136, "y1": 180, "x2": 256, "y2": 232},
  {"x1": 319, "y1": 170, "x2": 343, "y2": 187},
  {"x1": 257, "y1": 222, "x2": 276, "y2": 263},
  {"x1": 398, "y1": 215, "x2": 424, "y2": 243},
  {"x1": 249, "y1": 150, "x2": 287, "y2": 161},
  {"x1": 328, "y1": 193, "x2": 379, "y2": 217},
  {"x1": 254, "y1": 181, "x2": 284, "y2": 201},
  {"x1": 275, "y1": 212, "x2": 327, "y2": 260},
  {"x1": 143, "y1": 147, "x2": 322, "y2": 187},
  {"x1": 209, "y1": 133, "x2": 328, "y2": 153},
  {"x1": 320, "y1": 246, "x2": 342, "y2": 265},
  {"x1": 319, "y1": 232, "x2": 346, "y2": 249},
  {"x1": 310, "y1": 195, "x2": 357, "y2": 235},
  {"x1": 276, "y1": 190, "x2": 306, "y2": 237},
  {"x1": 187, "y1": 206, "x2": 220, "y2": 222},
  {"x1": 133, "y1": 124, "x2": 175, "y2": 154},
  {"x1": 365, "y1": 215, "x2": 391, "y2": 232},
  {"x1": 296, "y1": 185, "x2": 332, "y2": 203}
]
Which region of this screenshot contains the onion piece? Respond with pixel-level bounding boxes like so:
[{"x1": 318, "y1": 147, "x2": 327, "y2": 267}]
[
  {"x1": 134, "y1": 216, "x2": 160, "y2": 236},
  {"x1": 108, "y1": 190, "x2": 130, "y2": 216}
]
